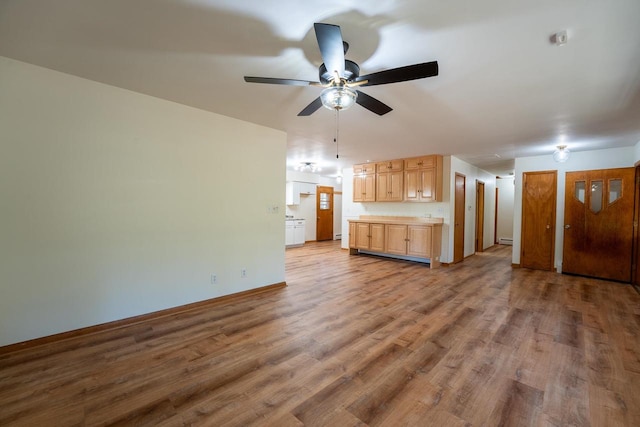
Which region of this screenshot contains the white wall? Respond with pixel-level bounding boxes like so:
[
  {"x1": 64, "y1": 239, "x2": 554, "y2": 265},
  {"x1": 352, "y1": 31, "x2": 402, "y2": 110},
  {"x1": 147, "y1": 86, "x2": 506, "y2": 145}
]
[
  {"x1": 341, "y1": 156, "x2": 495, "y2": 263},
  {"x1": 496, "y1": 177, "x2": 515, "y2": 242},
  {"x1": 0, "y1": 57, "x2": 287, "y2": 347},
  {"x1": 513, "y1": 147, "x2": 635, "y2": 270},
  {"x1": 449, "y1": 157, "x2": 497, "y2": 259}
]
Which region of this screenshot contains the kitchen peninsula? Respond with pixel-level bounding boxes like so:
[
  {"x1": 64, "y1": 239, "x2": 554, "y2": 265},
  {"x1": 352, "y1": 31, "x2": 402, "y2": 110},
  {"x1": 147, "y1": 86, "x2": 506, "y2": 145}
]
[{"x1": 348, "y1": 216, "x2": 443, "y2": 268}]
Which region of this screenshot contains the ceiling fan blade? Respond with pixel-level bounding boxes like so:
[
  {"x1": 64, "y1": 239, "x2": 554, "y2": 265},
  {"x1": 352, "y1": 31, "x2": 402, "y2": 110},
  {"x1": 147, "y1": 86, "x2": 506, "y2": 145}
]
[
  {"x1": 297, "y1": 97, "x2": 324, "y2": 116},
  {"x1": 354, "y1": 61, "x2": 439, "y2": 87},
  {"x1": 244, "y1": 76, "x2": 318, "y2": 86},
  {"x1": 314, "y1": 23, "x2": 345, "y2": 79},
  {"x1": 356, "y1": 91, "x2": 393, "y2": 116}
]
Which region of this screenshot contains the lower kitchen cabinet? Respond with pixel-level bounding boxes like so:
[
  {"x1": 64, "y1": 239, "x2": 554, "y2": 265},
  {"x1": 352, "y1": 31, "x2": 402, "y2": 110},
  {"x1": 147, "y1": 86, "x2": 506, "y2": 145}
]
[
  {"x1": 285, "y1": 220, "x2": 305, "y2": 248},
  {"x1": 348, "y1": 217, "x2": 442, "y2": 268},
  {"x1": 354, "y1": 222, "x2": 385, "y2": 252}
]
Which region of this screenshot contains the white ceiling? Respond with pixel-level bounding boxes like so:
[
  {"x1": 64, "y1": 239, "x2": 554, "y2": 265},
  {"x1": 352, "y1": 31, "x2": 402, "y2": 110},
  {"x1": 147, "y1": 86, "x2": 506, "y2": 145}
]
[{"x1": 1, "y1": 0, "x2": 639, "y2": 177}]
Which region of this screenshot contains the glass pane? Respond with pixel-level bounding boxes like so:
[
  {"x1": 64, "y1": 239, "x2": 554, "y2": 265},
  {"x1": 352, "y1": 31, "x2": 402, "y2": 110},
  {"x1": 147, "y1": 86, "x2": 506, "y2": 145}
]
[
  {"x1": 609, "y1": 179, "x2": 622, "y2": 204},
  {"x1": 574, "y1": 181, "x2": 585, "y2": 204},
  {"x1": 590, "y1": 180, "x2": 603, "y2": 213},
  {"x1": 320, "y1": 192, "x2": 330, "y2": 210}
]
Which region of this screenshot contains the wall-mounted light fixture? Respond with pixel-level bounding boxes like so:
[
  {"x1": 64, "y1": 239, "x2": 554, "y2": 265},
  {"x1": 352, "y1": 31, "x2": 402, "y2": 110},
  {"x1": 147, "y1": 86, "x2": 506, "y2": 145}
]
[{"x1": 553, "y1": 145, "x2": 570, "y2": 163}]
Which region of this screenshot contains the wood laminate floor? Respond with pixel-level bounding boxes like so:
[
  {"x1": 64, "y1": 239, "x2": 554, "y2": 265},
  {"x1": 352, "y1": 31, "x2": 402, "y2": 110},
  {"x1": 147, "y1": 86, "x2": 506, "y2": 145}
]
[{"x1": 2, "y1": 242, "x2": 640, "y2": 426}]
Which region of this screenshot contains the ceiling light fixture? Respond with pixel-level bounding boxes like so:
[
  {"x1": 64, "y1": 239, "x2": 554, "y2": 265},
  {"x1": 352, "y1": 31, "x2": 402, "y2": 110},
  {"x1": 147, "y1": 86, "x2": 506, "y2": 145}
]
[
  {"x1": 320, "y1": 85, "x2": 357, "y2": 111},
  {"x1": 297, "y1": 162, "x2": 321, "y2": 173},
  {"x1": 553, "y1": 145, "x2": 570, "y2": 163}
]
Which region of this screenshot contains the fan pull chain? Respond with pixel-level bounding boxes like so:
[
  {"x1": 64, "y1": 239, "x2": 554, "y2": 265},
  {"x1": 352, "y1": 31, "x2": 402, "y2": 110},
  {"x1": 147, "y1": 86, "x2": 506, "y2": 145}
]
[{"x1": 335, "y1": 109, "x2": 340, "y2": 159}]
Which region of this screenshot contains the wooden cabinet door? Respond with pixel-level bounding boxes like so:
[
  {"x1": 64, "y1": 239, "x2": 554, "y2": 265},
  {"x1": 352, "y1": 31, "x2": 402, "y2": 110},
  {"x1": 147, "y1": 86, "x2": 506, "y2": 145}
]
[
  {"x1": 389, "y1": 171, "x2": 404, "y2": 201},
  {"x1": 377, "y1": 159, "x2": 403, "y2": 172},
  {"x1": 376, "y1": 173, "x2": 390, "y2": 201},
  {"x1": 348, "y1": 222, "x2": 357, "y2": 248},
  {"x1": 355, "y1": 223, "x2": 371, "y2": 249},
  {"x1": 370, "y1": 224, "x2": 386, "y2": 252},
  {"x1": 419, "y1": 168, "x2": 436, "y2": 202},
  {"x1": 404, "y1": 169, "x2": 420, "y2": 201},
  {"x1": 376, "y1": 171, "x2": 403, "y2": 202},
  {"x1": 354, "y1": 163, "x2": 375, "y2": 174},
  {"x1": 385, "y1": 224, "x2": 408, "y2": 255},
  {"x1": 407, "y1": 225, "x2": 431, "y2": 257},
  {"x1": 363, "y1": 174, "x2": 376, "y2": 202},
  {"x1": 353, "y1": 175, "x2": 365, "y2": 202}
]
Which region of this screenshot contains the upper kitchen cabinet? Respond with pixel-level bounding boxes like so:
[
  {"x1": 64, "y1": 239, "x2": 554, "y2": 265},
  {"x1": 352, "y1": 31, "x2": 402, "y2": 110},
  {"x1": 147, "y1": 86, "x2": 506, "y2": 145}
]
[
  {"x1": 353, "y1": 163, "x2": 376, "y2": 202},
  {"x1": 404, "y1": 155, "x2": 443, "y2": 202},
  {"x1": 286, "y1": 181, "x2": 317, "y2": 205},
  {"x1": 352, "y1": 155, "x2": 442, "y2": 203},
  {"x1": 353, "y1": 163, "x2": 376, "y2": 175},
  {"x1": 376, "y1": 159, "x2": 404, "y2": 202}
]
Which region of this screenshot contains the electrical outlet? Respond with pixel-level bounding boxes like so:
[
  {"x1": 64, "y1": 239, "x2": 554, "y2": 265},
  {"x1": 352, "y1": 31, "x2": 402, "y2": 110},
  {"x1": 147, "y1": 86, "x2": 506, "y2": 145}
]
[
  {"x1": 211, "y1": 274, "x2": 217, "y2": 284},
  {"x1": 241, "y1": 268, "x2": 247, "y2": 278}
]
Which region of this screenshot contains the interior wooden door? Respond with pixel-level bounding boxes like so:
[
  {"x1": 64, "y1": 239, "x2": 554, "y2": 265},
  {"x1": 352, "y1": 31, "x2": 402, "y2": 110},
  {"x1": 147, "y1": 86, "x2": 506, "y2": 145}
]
[
  {"x1": 563, "y1": 168, "x2": 634, "y2": 282},
  {"x1": 453, "y1": 173, "x2": 465, "y2": 263},
  {"x1": 521, "y1": 171, "x2": 556, "y2": 271},
  {"x1": 316, "y1": 186, "x2": 333, "y2": 241},
  {"x1": 475, "y1": 180, "x2": 485, "y2": 252},
  {"x1": 633, "y1": 165, "x2": 640, "y2": 290}
]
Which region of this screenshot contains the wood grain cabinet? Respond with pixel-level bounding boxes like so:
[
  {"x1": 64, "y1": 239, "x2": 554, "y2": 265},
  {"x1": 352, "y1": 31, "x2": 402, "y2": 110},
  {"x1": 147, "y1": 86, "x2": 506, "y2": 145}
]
[
  {"x1": 376, "y1": 159, "x2": 404, "y2": 202},
  {"x1": 353, "y1": 163, "x2": 376, "y2": 202},
  {"x1": 352, "y1": 155, "x2": 442, "y2": 203},
  {"x1": 348, "y1": 217, "x2": 442, "y2": 268},
  {"x1": 404, "y1": 155, "x2": 443, "y2": 202},
  {"x1": 384, "y1": 224, "x2": 433, "y2": 258},
  {"x1": 352, "y1": 222, "x2": 385, "y2": 251}
]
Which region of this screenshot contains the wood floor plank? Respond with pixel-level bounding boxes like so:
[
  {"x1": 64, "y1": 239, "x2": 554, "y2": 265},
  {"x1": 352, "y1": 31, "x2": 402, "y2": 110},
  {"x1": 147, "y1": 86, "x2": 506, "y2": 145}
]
[{"x1": 1, "y1": 242, "x2": 640, "y2": 426}]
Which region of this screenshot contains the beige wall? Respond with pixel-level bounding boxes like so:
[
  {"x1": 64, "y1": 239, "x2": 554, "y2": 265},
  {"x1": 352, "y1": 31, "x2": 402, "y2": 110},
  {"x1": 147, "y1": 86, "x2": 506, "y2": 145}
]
[{"x1": 0, "y1": 57, "x2": 286, "y2": 346}]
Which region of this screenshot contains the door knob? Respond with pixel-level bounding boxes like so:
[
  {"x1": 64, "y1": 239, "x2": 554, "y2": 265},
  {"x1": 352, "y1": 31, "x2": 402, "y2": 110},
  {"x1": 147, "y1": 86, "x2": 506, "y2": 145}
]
[
  {"x1": 546, "y1": 225, "x2": 550, "y2": 229},
  {"x1": 565, "y1": 224, "x2": 571, "y2": 229}
]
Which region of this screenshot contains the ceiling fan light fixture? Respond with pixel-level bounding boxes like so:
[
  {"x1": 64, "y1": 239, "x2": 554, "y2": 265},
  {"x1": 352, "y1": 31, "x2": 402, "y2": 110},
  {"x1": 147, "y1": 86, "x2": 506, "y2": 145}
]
[
  {"x1": 553, "y1": 145, "x2": 570, "y2": 163},
  {"x1": 320, "y1": 86, "x2": 357, "y2": 111}
]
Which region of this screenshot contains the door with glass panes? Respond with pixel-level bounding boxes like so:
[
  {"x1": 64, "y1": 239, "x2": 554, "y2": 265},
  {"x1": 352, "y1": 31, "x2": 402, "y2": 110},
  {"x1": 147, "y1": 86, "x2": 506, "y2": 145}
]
[
  {"x1": 563, "y1": 168, "x2": 635, "y2": 282},
  {"x1": 316, "y1": 186, "x2": 333, "y2": 241}
]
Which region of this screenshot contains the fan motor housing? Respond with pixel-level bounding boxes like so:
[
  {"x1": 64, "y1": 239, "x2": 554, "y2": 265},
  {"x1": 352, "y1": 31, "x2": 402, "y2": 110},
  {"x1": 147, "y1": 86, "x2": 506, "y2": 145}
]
[{"x1": 319, "y1": 60, "x2": 360, "y2": 84}]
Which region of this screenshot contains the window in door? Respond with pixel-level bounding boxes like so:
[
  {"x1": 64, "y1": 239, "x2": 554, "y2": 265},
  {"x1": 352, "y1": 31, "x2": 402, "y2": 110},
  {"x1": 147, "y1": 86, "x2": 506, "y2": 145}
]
[
  {"x1": 609, "y1": 178, "x2": 622, "y2": 205},
  {"x1": 590, "y1": 180, "x2": 603, "y2": 214},
  {"x1": 320, "y1": 193, "x2": 330, "y2": 210},
  {"x1": 574, "y1": 181, "x2": 585, "y2": 204}
]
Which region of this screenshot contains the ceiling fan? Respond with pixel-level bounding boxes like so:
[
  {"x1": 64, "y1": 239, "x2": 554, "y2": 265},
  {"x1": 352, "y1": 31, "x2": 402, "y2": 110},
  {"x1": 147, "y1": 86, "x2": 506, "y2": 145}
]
[{"x1": 244, "y1": 23, "x2": 439, "y2": 116}]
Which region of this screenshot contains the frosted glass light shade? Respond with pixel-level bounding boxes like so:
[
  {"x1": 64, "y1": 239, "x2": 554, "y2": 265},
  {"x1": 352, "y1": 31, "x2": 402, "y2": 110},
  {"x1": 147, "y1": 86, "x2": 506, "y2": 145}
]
[
  {"x1": 320, "y1": 86, "x2": 357, "y2": 111},
  {"x1": 553, "y1": 145, "x2": 570, "y2": 163}
]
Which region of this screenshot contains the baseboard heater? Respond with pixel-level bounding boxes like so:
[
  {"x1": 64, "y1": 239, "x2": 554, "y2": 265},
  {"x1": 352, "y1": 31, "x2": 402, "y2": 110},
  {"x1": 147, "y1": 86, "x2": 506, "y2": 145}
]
[{"x1": 498, "y1": 237, "x2": 513, "y2": 245}]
